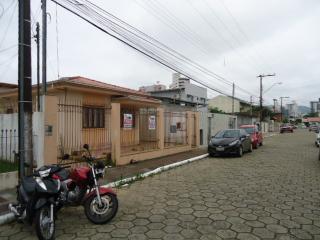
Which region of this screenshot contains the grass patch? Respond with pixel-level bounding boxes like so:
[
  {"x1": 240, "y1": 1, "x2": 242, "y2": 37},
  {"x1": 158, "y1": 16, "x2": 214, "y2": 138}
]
[{"x1": 0, "y1": 160, "x2": 18, "y2": 173}]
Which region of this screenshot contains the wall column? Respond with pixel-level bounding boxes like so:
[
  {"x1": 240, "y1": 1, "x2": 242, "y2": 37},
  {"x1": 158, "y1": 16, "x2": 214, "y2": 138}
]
[
  {"x1": 134, "y1": 109, "x2": 140, "y2": 145},
  {"x1": 195, "y1": 111, "x2": 200, "y2": 147},
  {"x1": 43, "y1": 95, "x2": 58, "y2": 165},
  {"x1": 111, "y1": 103, "x2": 121, "y2": 165},
  {"x1": 186, "y1": 111, "x2": 193, "y2": 147},
  {"x1": 157, "y1": 108, "x2": 164, "y2": 150}
]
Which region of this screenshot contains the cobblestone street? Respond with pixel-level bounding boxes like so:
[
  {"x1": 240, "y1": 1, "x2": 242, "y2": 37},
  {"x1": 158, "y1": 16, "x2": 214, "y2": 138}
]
[{"x1": 1, "y1": 130, "x2": 320, "y2": 240}]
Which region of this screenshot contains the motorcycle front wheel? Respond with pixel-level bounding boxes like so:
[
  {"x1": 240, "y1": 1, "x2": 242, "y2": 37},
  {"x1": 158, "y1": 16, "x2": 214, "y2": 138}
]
[
  {"x1": 84, "y1": 193, "x2": 118, "y2": 224},
  {"x1": 35, "y1": 205, "x2": 55, "y2": 240}
]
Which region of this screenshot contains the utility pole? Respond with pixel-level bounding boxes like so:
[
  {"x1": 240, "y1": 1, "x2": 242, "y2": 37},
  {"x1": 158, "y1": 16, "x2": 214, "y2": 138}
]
[
  {"x1": 273, "y1": 98, "x2": 277, "y2": 113},
  {"x1": 280, "y1": 96, "x2": 289, "y2": 122},
  {"x1": 250, "y1": 95, "x2": 253, "y2": 124},
  {"x1": 250, "y1": 95, "x2": 253, "y2": 115},
  {"x1": 257, "y1": 74, "x2": 276, "y2": 122},
  {"x1": 232, "y1": 82, "x2": 235, "y2": 115},
  {"x1": 34, "y1": 22, "x2": 40, "y2": 111},
  {"x1": 42, "y1": 0, "x2": 47, "y2": 94},
  {"x1": 18, "y1": 0, "x2": 33, "y2": 178}
]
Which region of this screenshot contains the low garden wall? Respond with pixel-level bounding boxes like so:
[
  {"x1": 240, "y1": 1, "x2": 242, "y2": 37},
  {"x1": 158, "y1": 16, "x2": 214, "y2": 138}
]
[{"x1": 0, "y1": 171, "x2": 18, "y2": 191}]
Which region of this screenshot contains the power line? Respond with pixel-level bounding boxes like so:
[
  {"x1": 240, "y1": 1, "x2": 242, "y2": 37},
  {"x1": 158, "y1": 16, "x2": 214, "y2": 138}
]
[
  {"x1": 186, "y1": 0, "x2": 265, "y2": 74},
  {"x1": 87, "y1": 0, "x2": 259, "y2": 98},
  {"x1": 0, "y1": 53, "x2": 17, "y2": 78},
  {"x1": 0, "y1": 44, "x2": 17, "y2": 53},
  {"x1": 50, "y1": 0, "x2": 230, "y2": 96},
  {"x1": 133, "y1": 0, "x2": 211, "y2": 58},
  {"x1": 82, "y1": 0, "x2": 258, "y2": 98},
  {"x1": 147, "y1": 0, "x2": 219, "y2": 54},
  {"x1": 0, "y1": 0, "x2": 15, "y2": 20},
  {"x1": 51, "y1": 0, "x2": 258, "y2": 101},
  {"x1": 62, "y1": 0, "x2": 257, "y2": 99},
  {"x1": 218, "y1": 0, "x2": 272, "y2": 70},
  {"x1": 0, "y1": 52, "x2": 17, "y2": 66},
  {"x1": 202, "y1": 0, "x2": 268, "y2": 72},
  {"x1": 0, "y1": 1, "x2": 18, "y2": 49},
  {"x1": 0, "y1": 3, "x2": 4, "y2": 19},
  {"x1": 31, "y1": 2, "x2": 42, "y2": 33}
]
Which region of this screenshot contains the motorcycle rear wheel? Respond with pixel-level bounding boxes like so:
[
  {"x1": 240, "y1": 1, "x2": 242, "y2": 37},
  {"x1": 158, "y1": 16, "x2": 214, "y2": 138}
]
[
  {"x1": 84, "y1": 193, "x2": 118, "y2": 224},
  {"x1": 35, "y1": 205, "x2": 55, "y2": 240}
]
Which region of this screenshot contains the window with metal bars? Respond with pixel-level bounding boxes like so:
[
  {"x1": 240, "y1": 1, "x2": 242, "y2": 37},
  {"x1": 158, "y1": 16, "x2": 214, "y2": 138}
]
[{"x1": 82, "y1": 107, "x2": 105, "y2": 128}]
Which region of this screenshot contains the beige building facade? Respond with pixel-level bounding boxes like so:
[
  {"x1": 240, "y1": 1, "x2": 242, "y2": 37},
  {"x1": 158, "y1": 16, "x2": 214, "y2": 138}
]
[
  {"x1": 208, "y1": 95, "x2": 240, "y2": 113},
  {"x1": 208, "y1": 95, "x2": 251, "y2": 114},
  {"x1": 0, "y1": 77, "x2": 200, "y2": 167}
]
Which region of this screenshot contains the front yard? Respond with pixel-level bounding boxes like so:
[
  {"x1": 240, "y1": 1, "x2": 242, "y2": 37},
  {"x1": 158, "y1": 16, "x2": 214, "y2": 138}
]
[{"x1": 0, "y1": 160, "x2": 18, "y2": 174}]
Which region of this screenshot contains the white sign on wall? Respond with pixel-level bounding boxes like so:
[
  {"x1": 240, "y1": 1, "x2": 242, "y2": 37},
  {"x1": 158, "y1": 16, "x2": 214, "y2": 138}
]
[
  {"x1": 123, "y1": 113, "x2": 133, "y2": 129},
  {"x1": 148, "y1": 115, "x2": 156, "y2": 130}
]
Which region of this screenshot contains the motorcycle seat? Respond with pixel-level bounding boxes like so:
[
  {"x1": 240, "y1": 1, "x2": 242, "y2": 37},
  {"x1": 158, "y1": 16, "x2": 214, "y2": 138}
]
[{"x1": 22, "y1": 176, "x2": 36, "y2": 193}]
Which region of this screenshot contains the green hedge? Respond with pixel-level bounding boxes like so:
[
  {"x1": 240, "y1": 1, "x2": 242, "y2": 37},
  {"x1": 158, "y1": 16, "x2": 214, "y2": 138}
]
[{"x1": 0, "y1": 160, "x2": 18, "y2": 173}]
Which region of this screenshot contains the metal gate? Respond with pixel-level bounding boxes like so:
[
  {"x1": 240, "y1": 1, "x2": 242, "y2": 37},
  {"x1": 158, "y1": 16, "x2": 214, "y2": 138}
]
[
  {"x1": 164, "y1": 112, "x2": 188, "y2": 148},
  {"x1": 57, "y1": 103, "x2": 111, "y2": 163}
]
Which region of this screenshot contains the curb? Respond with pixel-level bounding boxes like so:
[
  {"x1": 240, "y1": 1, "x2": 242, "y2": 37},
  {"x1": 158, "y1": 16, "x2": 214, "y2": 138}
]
[
  {"x1": 0, "y1": 212, "x2": 14, "y2": 225},
  {"x1": 103, "y1": 153, "x2": 209, "y2": 188},
  {"x1": 0, "y1": 153, "x2": 209, "y2": 226}
]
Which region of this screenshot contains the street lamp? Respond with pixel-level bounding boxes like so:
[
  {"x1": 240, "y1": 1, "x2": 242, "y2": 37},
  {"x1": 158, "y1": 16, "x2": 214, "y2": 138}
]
[
  {"x1": 263, "y1": 82, "x2": 282, "y2": 94},
  {"x1": 280, "y1": 96, "x2": 290, "y2": 122},
  {"x1": 257, "y1": 74, "x2": 276, "y2": 122}
]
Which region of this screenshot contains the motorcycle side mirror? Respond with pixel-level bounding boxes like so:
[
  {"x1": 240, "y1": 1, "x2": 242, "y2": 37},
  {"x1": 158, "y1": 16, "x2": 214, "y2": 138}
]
[{"x1": 83, "y1": 144, "x2": 89, "y2": 150}]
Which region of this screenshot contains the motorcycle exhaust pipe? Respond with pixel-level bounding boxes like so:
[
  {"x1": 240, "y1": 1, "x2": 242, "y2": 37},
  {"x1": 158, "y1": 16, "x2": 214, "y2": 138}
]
[
  {"x1": 9, "y1": 203, "x2": 26, "y2": 220},
  {"x1": 8, "y1": 203, "x2": 19, "y2": 216}
]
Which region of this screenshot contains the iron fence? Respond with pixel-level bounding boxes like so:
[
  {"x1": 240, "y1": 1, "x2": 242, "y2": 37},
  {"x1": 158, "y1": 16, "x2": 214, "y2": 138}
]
[
  {"x1": 0, "y1": 129, "x2": 39, "y2": 164},
  {"x1": 0, "y1": 129, "x2": 18, "y2": 162},
  {"x1": 164, "y1": 112, "x2": 188, "y2": 148},
  {"x1": 57, "y1": 103, "x2": 111, "y2": 163},
  {"x1": 121, "y1": 108, "x2": 159, "y2": 155}
]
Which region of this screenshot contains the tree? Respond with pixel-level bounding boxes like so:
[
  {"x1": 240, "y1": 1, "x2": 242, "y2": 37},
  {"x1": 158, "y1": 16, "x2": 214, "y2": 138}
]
[
  {"x1": 303, "y1": 112, "x2": 318, "y2": 118},
  {"x1": 251, "y1": 105, "x2": 274, "y2": 120},
  {"x1": 209, "y1": 107, "x2": 225, "y2": 114}
]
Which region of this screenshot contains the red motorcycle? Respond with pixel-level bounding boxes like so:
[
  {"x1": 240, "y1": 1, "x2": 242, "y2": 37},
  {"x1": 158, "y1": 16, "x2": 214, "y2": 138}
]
[{"x1": 55, "y1": 144, "x2": 118, "y2": 224}]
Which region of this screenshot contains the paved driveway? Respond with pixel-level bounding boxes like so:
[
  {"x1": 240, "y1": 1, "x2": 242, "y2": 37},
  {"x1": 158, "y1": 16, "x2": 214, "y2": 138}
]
[{"x1": 1, "y1": 130, "x2": 320, "y2": 239}]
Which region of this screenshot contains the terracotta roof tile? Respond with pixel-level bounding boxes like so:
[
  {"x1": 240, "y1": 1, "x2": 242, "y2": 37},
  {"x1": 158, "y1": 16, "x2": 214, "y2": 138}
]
[
  {"x1": 64, "y1": 76, "x2": 149, "y2": 97},
  {"x1": 303, "y1": 117, "x2": 320, "y2": 122}
]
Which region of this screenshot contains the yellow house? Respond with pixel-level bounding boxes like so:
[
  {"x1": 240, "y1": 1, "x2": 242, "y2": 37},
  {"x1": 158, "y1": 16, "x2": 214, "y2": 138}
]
[{"x1": 0, "y1": 77, "x2": 200, "y2": 166}]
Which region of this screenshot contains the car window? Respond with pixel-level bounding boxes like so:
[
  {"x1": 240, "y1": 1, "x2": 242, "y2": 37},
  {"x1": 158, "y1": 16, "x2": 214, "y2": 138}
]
[
  {"x1": 242, "y1": 127, "x2": 254, "y2": 134},
  {"x1": 215, "y1": 130, "x2": 240, "y2": 138},
  {"x1": 240, "y1": 129, "x2": 247, "y2": 136}
]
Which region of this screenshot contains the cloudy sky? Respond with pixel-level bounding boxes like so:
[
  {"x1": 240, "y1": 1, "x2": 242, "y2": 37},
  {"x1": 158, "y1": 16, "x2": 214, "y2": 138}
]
[{"x1": 0, "y1": 0, "x2": 319, "y2": 106}]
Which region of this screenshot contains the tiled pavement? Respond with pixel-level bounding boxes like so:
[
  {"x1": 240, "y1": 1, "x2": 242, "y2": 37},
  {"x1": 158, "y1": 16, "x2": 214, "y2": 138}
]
[{"x1": 1, "y1": 130, "x2": 320, "y2": 239}]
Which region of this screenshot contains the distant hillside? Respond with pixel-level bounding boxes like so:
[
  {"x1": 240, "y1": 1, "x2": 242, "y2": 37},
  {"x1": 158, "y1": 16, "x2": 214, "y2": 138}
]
[{"x1": 298, "y1": 105, "x2": 310, "y2": 114}]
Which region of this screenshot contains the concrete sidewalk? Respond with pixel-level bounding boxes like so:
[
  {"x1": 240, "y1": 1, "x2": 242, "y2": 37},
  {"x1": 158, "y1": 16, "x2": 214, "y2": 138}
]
[{"x1": 0, "y1": 147, "x2": 207, "y2": 217}]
